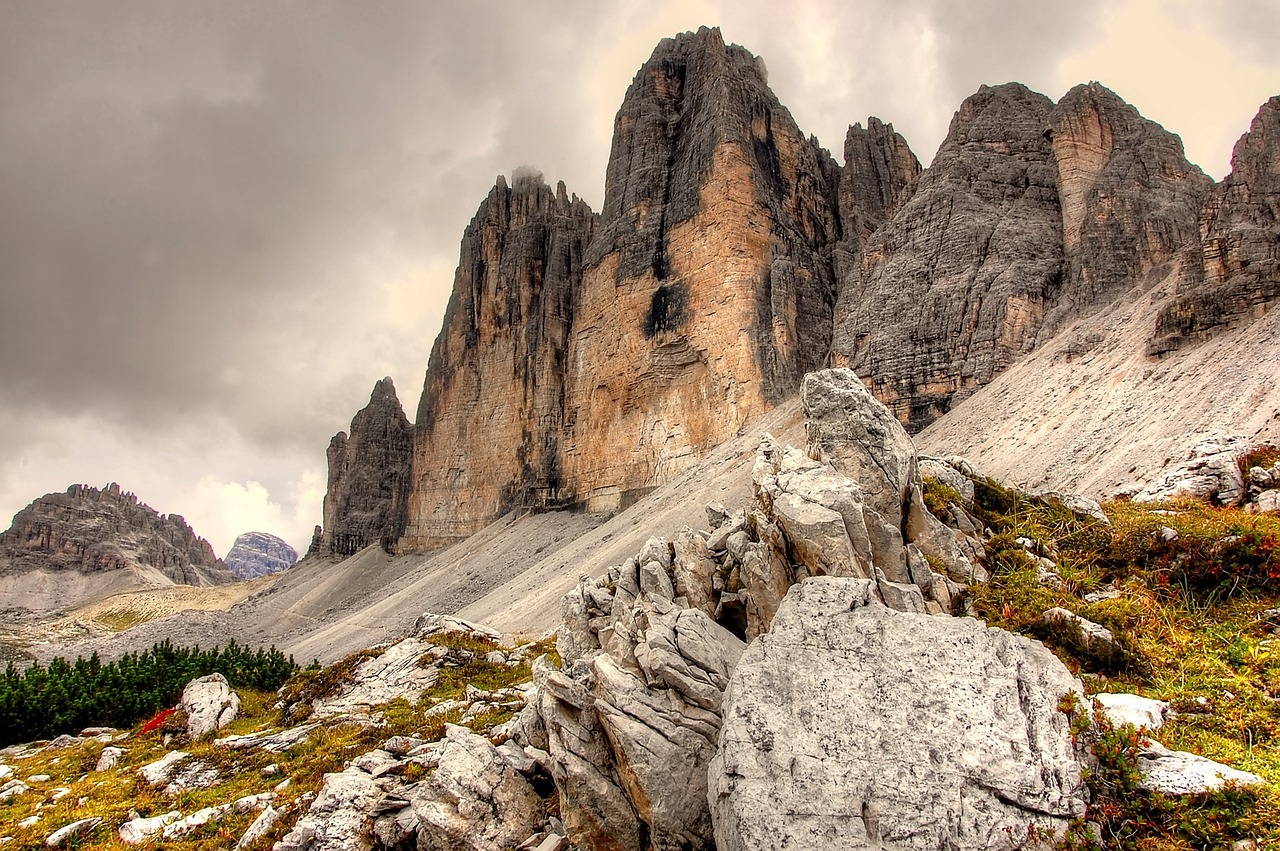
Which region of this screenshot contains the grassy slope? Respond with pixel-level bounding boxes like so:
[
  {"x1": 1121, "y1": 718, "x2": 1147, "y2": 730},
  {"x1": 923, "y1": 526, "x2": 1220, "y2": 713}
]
[
  {"x1": 0, "y1": 635, "x2": 552, "y2": 850},
  {"x1": 950, "y1": 477, "x2": 1280, "y2": 849}
]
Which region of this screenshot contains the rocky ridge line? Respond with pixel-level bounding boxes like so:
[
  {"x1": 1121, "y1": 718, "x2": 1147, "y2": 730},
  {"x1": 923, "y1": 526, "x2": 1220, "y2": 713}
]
[{"x1": 0, "y1": 483, "x2": 231, "y2": 587}]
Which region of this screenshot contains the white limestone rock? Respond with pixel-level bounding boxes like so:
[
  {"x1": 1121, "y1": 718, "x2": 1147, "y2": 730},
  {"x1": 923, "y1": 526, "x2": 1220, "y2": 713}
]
[
  {"x1": 408, "y1": 724, "x2": 542, "y2": 851},
  {"x1": 1094, "y1": 693, "x2": 1170, "y2": 732},
  {"x1": 44, "y1": 817, "x2": 101, "y2": 848},
  {"x1": 1135, "y1": 435, "x2": 1249, "y2": 506},
  {"x1": 274, "y1": 766, "x2": 382, "y2": 851},
  {"x1": 180, "y1": 672, "x2": 241, "y2": 740},
  {"x1": 95, "y1": 746, "x2": 124, "y2": 772},
  {"x1": 236, "y1": 805, "x2": 282, "y2": 849},
  {"x1": 710, "y1": 577, "x2": 1087, "y2": 851},
  {"x1": 138, "y1": 750, "x2": 189, "y2": 786},
  {"x1": 801, "y1": 368, "x2": 918, "y2": 529},
  {"x1": 118, "y1": 811, "x2": 181, "y2": 844},
  {"x1": 1137, "y1": 740, "x2": 1265, "y2": 795}
]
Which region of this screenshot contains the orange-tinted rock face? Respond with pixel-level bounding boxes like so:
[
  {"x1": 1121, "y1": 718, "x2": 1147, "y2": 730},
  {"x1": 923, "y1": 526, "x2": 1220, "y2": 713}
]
[
  {"x1": 400, "y1": 175, "x2": 597, "y2": 549},
  {"x1": 559, "y1": 27, "x2": 842, "y2": 511}
]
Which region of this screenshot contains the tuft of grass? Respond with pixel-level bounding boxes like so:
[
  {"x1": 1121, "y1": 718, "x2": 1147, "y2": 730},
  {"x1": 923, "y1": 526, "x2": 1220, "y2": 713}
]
[
  {"x1": 1055, "y1": 697, "x2": 1266, "y2": 850},
  {"x1": 922, "y1": 476, "x2": 964, "y2": 518},
  {"x1": 93, "y1": 608, "x2": 147, "y2": 632},
  {"x1": 0, "y1": 626, "x2": 543, "y2": 851},
  {"x1": 1238, "y1": 444, "x2": 1280, "y2": 482}
]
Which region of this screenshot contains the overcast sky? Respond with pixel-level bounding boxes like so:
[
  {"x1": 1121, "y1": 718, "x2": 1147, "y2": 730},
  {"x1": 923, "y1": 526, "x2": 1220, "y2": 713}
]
[{"x1": 2, "y1": 0, "x2": 1278, "y2": 558}]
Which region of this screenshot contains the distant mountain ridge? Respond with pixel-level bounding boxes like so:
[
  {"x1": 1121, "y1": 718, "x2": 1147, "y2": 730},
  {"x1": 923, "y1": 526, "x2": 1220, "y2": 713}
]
[
  {"x1": 0, "y1": 482, "x2": 234, "y2": 612},
  {"x1": 224, "y1": 532, "x2": 298, "y2": 580}
]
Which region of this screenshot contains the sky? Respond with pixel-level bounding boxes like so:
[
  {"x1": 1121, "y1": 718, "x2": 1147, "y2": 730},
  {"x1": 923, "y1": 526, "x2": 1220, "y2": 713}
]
[{"x1": 2, "y1": 0, "x2": 1278, "y2": 558}]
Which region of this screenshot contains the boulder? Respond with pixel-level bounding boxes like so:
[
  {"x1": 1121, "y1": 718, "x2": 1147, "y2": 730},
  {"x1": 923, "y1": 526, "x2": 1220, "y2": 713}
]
[
  {"x1": 1137, "y1": 740, "x2": 1265, "y2": 795},
  {"x1": 236, "y1": 805, "x2": 282, "y2": 849},
  {"x1": 95, "y1": 746, "x2": 124, "y2": 772},
  {"x1": 138, "y1": 751, "x2": 189, "y2": 786},
  {"x1": 274, "y1": 767, "x2": 381, "y2": 851},
  {"x1": 408, "y1": 724, "x2": 542, "y2": 851},
  {"x1": 1135, "y1": 436, "x2": 1249, "y2": 506},
  {"x1": 800, "y1": 369, "x2": 917, "y2": 527},
  {"x1": 118, "y1": 811, "x2": 181, "y2": 845},
  {"x1": 180, "y1": 673, "x2": 240, "y2": 739},
  {"x1": 710, "y1": 577, "x2": 1087, "y2": 851}
]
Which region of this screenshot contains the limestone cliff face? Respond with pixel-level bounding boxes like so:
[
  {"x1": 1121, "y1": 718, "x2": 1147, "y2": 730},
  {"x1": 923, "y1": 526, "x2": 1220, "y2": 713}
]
[
  {"x1": 1151, "y1": 95, "x2": 1280, "y2": 353},
  {"x1": 401, "y1": 175, "x2": 597, "y2": 549},
  {"x1": 322, "y1": 378, "x2": 413, "y2": 557},
  {"x1": 1047, "y1": 82, "x2": 1211, "y2": 327},
  {"x1": 560, "y1": 26, "x2": 844, "y2": 511},
  {"x1": 0, "y1": 483, "x2": 232, "y2": 586},
  {"x1": 832, "y1": 83, "x2": 1064, "y2": 430},
  {"x1": 834, "y1": 117, "x2": 921, "y2": 278}
]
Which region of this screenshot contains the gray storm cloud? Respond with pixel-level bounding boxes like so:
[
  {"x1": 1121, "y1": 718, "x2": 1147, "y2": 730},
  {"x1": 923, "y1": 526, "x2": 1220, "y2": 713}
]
[{"x1": 0, "y1": 0, "x2": 1274, "y2": 553}]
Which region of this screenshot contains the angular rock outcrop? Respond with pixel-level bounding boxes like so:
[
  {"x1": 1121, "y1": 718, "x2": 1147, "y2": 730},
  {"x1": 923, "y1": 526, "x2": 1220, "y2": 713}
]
[
  {"x1": 709, "y1": 577, "x2": 1088, "y2": 851},
  {"x1": 319, "y1": 377, "x2": 413, "y2": 557},
  {"x1": 1151, "y1": 95, "x2": 1280, "y2": 353},
  {"x1": 1133, "y1": 435, "x2": 1249, "y2": 505},
  {"x1": 1047, "y1": 82, "x2": 1211, "y2": 324},
  {"x1": 559, "y1": 26, "x2": 844, "y2": 511},
  {"x1": 833, "y1": 83, "x2": 1064, "y2": 430},
  {"x1": 538, "y1": 369, "x2": 985, "y2": 851},
  {"x1": 401, "y1": 173, "x2": 597, "y2": 549},
  {"x1": 0, "y1": 483, "x2": 232, "y2": 590},
  {"x1": 540, "y1": 552, "x2": 747, "y2": 851},
  {"x1": 223, "y1": 531, "x2": 297, "y2": 579},
  {"x1": 405, "y1": 724, "x2": 542, "y2": 851}
]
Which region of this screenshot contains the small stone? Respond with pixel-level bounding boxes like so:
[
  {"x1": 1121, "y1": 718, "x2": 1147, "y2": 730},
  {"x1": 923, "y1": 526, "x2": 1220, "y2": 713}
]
[
  {"x1": 138, "y1": 751, "x2": 189, "y2": 786},
  {"x1": 236, "y1": 805, "x2": 281, "y2": 849},
  {"x1": 96, "y1": 747, "x2": 124, "y2": 772},
  {"x1": 27, "y1": 774, "x2": 51, "y2": 783},
  {"x1": 1094, "y1": 693, "x2": 1169, "y2": 732},
  {"x1": 44, "y1": 817, "x2": 102, "y2": 848},
  {"x1": 260, "y1": 763, "x2": 280, "y2": 778},
  {"x1": 46, "y1": 735, "x2": 83, "y2": 750},
  {"x1": 534, "y1": 834, "x2": 570, "y2": 851},
  {"x1": 1137, "y1": 740, "x2": 1265, "y2": 795}
]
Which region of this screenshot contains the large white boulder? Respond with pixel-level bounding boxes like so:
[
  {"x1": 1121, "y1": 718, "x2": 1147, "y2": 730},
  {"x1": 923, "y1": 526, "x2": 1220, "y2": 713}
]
[
  {"x1": 180, "y1": 673, "x2": 240, "y2": 739},
  {"x1": 710, "y1": 577, "x2": 1088, "y2": 851}
]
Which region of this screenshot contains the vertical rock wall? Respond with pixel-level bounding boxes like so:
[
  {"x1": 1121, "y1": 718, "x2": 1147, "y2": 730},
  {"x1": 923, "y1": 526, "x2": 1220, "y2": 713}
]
[
  {"x1": 321, "y1": 377, "x2": 414, "y2": 557},
  {"x1": 400, "y1": 174, "x2": 597, "y2": 549},
  {"x1": 1047, "y1": 82, "x2": 1211, "y2": 328},
  {"x1": 1151, "y1": 95, "x2": 1280, "y2": 353},
  {"x1": 832, "y1": 83, "x2": 1064, "y2": 431},
  {"x1": 559, "y1": 26, "x2": 844, "y2": 511}
]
